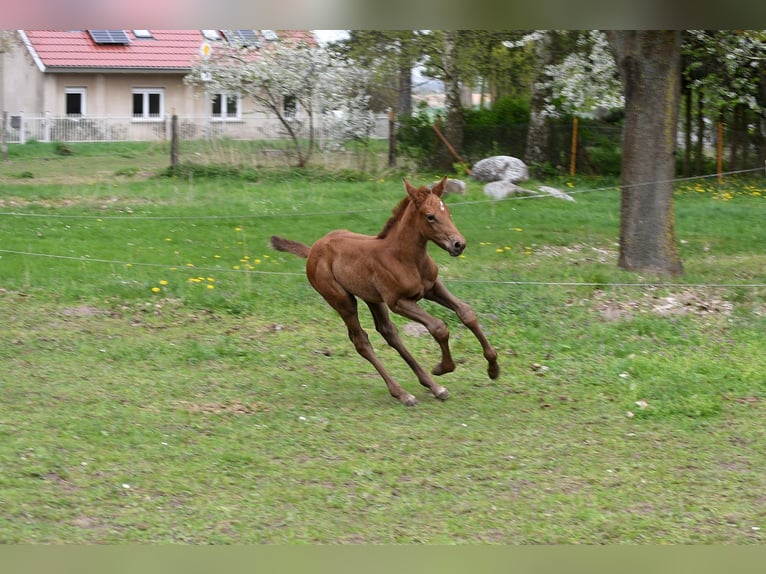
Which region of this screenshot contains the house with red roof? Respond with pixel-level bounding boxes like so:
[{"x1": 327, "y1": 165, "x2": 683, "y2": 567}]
[{"x1": 0, "y1": 29, "x2": 317, "y2": 142}]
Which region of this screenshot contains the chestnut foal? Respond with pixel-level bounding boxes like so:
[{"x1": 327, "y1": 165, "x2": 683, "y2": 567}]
[{"x1": 270, "y1": 177, "x2": 499, "y2": 405}]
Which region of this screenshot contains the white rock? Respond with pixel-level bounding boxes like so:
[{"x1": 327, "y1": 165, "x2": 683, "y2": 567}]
[{"x1": 471, "y1": 156, "x2": 529, "y2": 183}]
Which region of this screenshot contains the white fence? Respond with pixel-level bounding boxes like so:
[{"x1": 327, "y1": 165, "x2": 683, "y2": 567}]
[{"x1": 1, "y1": 112, "x2": 391, "y2": 144}]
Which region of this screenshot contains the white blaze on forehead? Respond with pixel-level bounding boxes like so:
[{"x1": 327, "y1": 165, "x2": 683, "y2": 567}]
[{"x1": 439, "y1": 201, "x2": 446, "y2": 212}]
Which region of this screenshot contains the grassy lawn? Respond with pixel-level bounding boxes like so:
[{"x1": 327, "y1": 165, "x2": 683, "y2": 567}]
[{"x1": 0, "y1": 142, "x2": 765, "y2": 543}]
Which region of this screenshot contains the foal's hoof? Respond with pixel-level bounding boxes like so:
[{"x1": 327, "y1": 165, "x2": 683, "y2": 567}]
[
  {"x1": 432, "y1": 362, "x2": 456, "y2": 377},
  {"x1": 433, "y1": 387, "x2": 450, "y2": 401},
  {"x1": 488, "y1": 362, "x2": 500, "y2": 380},
  {"x1": 399, "y1": 393, "x2": 419, "y2": 406}
]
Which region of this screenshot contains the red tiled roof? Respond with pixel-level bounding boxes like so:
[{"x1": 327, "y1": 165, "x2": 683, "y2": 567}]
[{"x1": 23, "y1": 30, "x2": 317, "y2": 72}]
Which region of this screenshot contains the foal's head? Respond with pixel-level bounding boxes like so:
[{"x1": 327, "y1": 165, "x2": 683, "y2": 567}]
[{"x1": 404, "y1": 177, "x2": 466, "y2": 257}]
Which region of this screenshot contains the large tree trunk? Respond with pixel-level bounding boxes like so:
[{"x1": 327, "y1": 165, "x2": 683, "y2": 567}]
[
  {"x1": 439, "y1": 30, "x2": 464, "y2": 172},
  {"x1": 607, "y1": 30, "x2": 683, "y2": 276},
  {"x1": 397, "y1": 51, "x2": 413, "y2": 117},
  {"x1": 682, "y1": 85, "x2": 692, "y2": 177},
  {"x1": 524, "y1": 31, "x2": 554, "y2": 168},
  {"x1": 695, "y1": 90, "x2": 704, "y2": 175},
  {"x1": 758, "y1": 65, "x2": 766, "y2": 166}
]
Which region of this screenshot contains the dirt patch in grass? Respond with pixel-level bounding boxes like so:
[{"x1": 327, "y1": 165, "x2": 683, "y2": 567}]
[{"x1": 593, "y1": 288, "x2": 734, "y2": 321}]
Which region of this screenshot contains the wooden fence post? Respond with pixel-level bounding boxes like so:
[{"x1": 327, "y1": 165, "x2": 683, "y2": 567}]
[
  {"x1": 388, "y1": 109, "x2": 396, "y2": 168},
  {"x1": 170, "y1": 112, "x2": 179, "y2": 168},
  {"x1": 717, "y1": 120, "x2": 724, "y2": 184},
  {"x1": 2, "y1": 112, "x2": 7, "y2": 161},
  {"x1": 569, "y1": 116, "x2": 579, "y2": 177}
]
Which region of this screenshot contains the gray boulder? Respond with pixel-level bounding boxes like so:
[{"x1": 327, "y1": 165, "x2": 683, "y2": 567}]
[{"x1": 471, "y1": 156, "x2": 529, "y2": 183}]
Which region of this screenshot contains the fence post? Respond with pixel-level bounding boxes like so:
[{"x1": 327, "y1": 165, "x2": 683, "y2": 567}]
[
  {"x1": 2, "y1": 111, "x2": 7, "y2": 160},
  {"x1": 716, "y1": 120, "x2": 724, "y2": 185},
  {"x1": 388, "y1": 109, "x2": 396, "y2": 168},
  {"x1": 569, "y1": 116, "x2": 579, "y2": 177},
  {"x1": 19, "y1": 112, "x2": 25, "y2": 144},
  {"x1": 170, "y1": 112, "x2": 179, "y2": 168},
  {"x1": 43, "y1": 111, "x2": 51, "y2": 142}
]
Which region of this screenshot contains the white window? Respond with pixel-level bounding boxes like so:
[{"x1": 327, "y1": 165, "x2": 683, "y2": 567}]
[
  {"x1": 65, "y1": 87, "x2": 87, "y2": 116},
  {"x1": 211, "y1": 93, "x2": 241, "y2": 120},
  {"x1": 133, "y1": 30, "x2": 154, "y2": 39},
  {"x1": 132, "y1": 88, "x2": 164, "y2": 119}
]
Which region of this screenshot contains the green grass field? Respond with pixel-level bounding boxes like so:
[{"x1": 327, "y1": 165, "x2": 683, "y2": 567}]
[{"x1": 1, "y1": 142, "x2": 765, "y2": 543}]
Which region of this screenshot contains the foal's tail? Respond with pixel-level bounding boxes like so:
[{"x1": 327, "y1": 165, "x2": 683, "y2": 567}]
[{"x1": 270, "y1": 235, "x2": 310, "y2": 259}]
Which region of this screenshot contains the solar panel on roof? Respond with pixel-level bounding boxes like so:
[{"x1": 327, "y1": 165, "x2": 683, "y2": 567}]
[
  {"x1": 223, "y1": 29, "x2": 261, "y2": 47},
  {"x1": 88, "y1": 30, "x2": 131, "y2": 45}
]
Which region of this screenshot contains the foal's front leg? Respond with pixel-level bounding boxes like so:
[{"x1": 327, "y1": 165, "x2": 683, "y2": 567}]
[
  {"x1": 424, "y1": 280, "x2": 500, "y2": 380},
  {"x1": 367, "y1": 302, "x2": 450, "y2": 401},
  {"x1": 389, "y1": 298, "x2": 458, "y2": 390}
]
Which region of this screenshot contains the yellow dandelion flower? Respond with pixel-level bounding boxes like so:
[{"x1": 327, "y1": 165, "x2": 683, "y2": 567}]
[
  {"x1": 514, "y1": 227, "x2": 523, "y2": 232},
  {"x1": 207, "y1": 277, "x2": 215, "y2": 282},
  {"x1": 165, "y1": 237, "x2": 172, "y2": 242},
  {"x1": 254, "y1": 259, "x2": 262, "y2": 264},
  {"x1": 496, "y1": 248, "x2": 504, "y2": 253},
  {"x1": 159, "y1": 280, "x2": 168, "y2": 286},
  {"x1": 206, "y1": 284, "x2": 215, "y2": 290},
  {"x1": 234, "y1": 226, "x2": 242, "y2": 232},
  {"x1": 214, "y1": 254, "x2": 221, "y2": 259},
  {"x1": 151, "y1": 287, "x2": 161, "y2": 293}
]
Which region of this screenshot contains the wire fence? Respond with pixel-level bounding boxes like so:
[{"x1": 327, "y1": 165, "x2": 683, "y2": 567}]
[
  {"x1": 1, "y1": 167, "x2": 765, "y2": 290},
  {"x1": 0, "y1": 112, "x2": 392, "y2": 145}
]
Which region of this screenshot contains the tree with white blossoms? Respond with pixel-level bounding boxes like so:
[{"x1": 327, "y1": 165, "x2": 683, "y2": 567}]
[
  {"x1": 185, "y1": 40, "x2": 375, "y2": 168},
  {"x1": 505, "y1": 31, "x2": 619, "y2": 166},
  {"x1": 543, "y1": 30, "x2": 623, "y2": 118}
]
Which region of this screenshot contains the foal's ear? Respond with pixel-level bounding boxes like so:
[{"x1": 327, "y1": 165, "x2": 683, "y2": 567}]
[
  {"x1": 430, "y1": 176, "x2": 448, "y2": 198},
  {"x1": 403, "y1": 177, "x2": 429, "y2": 207}
]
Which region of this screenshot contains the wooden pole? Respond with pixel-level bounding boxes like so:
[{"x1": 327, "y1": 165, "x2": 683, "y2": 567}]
[
  {"x1": 2, "y1": 111, "x2": 7, "y2": 161},
  {"x1": 432, "y1": 122, "x2": 470, "y2": 174},
  {"x1": 170, "y1": 111, "x2": 179, "y2": 168},
  {"x1": 387, "y1": 109, "x2": 396, "y2": 168},
  {"x1": 717, "y1": 119, "x2": 724, "y2": 185},
  {"x1": 569, "y1": 116, "x2": 579, "y2": 177}
]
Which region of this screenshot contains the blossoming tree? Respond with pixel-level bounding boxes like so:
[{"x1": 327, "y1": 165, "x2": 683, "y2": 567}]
[{"x1": 186, "y1": 39, "x2": 375, "y2": 168}]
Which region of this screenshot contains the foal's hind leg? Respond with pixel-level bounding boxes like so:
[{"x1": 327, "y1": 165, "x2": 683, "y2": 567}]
[
  {"x1": 321, "y1": 290, "x2": 418, "y2": 406},
  {"x1": 367, "y1": 302, "x2": 449, "y2": 401},
  {"x1": 424, "y1": 280, "x2": 500, "y2": 380}
]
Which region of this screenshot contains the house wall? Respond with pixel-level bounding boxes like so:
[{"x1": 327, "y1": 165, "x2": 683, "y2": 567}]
[
  {"x1": 45, "y1": 73, "x2": 199, "y2": 116},
  {"x1": 2, "y1": 38, "x2": 46, "y2": 114}
]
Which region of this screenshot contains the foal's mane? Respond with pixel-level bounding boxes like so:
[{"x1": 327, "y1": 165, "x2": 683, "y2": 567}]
[{"x1": 376, "y1": 196, "x2": 411, "y2": 239}]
